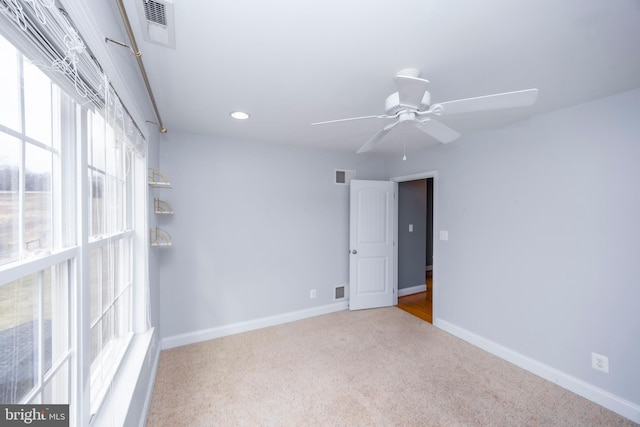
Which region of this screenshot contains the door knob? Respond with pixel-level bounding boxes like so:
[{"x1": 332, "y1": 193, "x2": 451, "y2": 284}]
[{"x1": 351, "y1": 249, "x2": 357, "y2": 254}]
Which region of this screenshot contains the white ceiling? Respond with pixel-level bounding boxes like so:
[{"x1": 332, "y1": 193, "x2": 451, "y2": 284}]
[{"x1": 121, "y1": 0, "x2": 640, "y2": 155}]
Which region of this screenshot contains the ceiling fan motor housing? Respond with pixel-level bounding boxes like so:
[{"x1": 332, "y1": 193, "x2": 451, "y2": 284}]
[
  {"x1": 385, "y1": 90, "x2": 432, "y2": 115},
  {"x1": 384, "y1": 92, "x2": 402, "y2": 115}
]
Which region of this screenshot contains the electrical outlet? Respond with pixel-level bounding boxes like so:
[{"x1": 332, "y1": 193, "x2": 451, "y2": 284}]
[
  {"x1": 310, "y1": 289, "x2": 316, "y2": 299},
  {"x1": 591, "y1": 352, "x2": 609, "y2": 373}
]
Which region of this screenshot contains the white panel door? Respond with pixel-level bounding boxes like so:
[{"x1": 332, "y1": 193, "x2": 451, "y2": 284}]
[{"x1": 349, "y1": 180, "x2": 395, "y2": 310}]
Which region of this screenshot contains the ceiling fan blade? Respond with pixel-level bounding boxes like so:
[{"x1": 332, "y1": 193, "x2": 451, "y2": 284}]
[
  {"x1": 415, "y1": 119, "x2": 461, "y2": 144},
  {"x1": 395, "y1": 75, "x2": 430, "y2": 108},
  {"x1": 356, "y1": 121, "x2": 400, "y2": 154},
  {"x1": 311, "y1": 114, "x2": 394, "y2": 126},
  {"x1": 437, "y1": 88, "x2": 538, "y2": 115}
]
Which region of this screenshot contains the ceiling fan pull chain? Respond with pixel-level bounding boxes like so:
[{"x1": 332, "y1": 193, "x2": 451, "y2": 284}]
[{"x1": 402, "y1": 126, "x2": 407, "y2": 161}]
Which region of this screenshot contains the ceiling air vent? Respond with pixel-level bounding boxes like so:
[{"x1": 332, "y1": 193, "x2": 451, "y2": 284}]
[
  {"x1": 335, "y1": 170, "x2": 355, "y2": 185},
  {"x1": 136, "y1": 0, "x2": 176, "y2": 48}
]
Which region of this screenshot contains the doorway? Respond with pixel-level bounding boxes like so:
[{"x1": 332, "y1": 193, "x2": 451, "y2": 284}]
[{"x1": 393, "y1": 173, "x2": 436, "y2": 323}]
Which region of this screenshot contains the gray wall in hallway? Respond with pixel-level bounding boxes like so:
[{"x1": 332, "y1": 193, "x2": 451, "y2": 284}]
[{"x1": 398, "y1": 179, "x2": 427, "y2": 290}]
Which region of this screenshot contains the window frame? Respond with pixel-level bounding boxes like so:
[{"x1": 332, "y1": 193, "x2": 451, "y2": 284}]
[
  {"x1": 0, "y1": 245, "x2": 76, "y2": 405},
  {"x1": 84, "y1": 107, "x2": 137, "y2": 414},
  {"x1": 0, "y1": 42, "x2": 74, "y2": 406}
]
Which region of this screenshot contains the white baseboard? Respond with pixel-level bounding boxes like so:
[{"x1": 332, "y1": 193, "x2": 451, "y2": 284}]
[
  {"x1": 434, "y1": 319, "x2": 640, "y2": 424},
  {"x1": 398, "y1": 284, "x2": 427, "y2": 297},
  {"x1": 161, "y1": 301, "x2": 349, "y2": 350}
]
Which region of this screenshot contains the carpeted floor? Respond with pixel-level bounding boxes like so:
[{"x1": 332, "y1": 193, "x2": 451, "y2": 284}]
[{"x1": 147, "y1": 308, "x2": 637, "y2": 426}]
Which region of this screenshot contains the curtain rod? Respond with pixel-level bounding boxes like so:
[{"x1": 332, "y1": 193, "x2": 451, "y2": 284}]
[{"x1": 114, "y1": 0, "x2": 167, "y2": 134}]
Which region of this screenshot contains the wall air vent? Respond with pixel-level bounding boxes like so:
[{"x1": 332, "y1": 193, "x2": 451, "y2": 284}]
[
  {"x1": 335, "y1": 170, "x2": 355, "y2": 185},
  {"x1": 143, "y1": 0, "x2": 167, "y2": 26},
  {"x1": 334, "y1": 285, "x2": 346, "y2": 301},
  {"x1": 136, "y1": 0, "x2": 176, "y2": 48}
]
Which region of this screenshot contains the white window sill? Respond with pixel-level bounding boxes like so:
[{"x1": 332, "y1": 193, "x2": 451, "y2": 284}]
[
  {"x1": 90, "y1": 333, "x2": 134, "y2": 415},
  {"x1": 90, "y1": 328, "x2": 157, "y2": 427}
]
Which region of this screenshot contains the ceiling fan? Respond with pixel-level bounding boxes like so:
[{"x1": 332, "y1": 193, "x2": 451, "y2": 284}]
[{"x1": 311, "y1": 69, "x2": 538, "y2": 154}]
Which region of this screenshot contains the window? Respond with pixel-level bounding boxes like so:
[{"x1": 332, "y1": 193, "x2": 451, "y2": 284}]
[
  {"x1": 0, "y1": 36, "x2": 58, "y2": 266},
  {"x1": 87, "y1": 110, "x2": 134, "y2": 409},
  {"x1": 0, "y1": 34, "x2": 72, "y2": 406},
  {"x1": 0, "y1": 262, "x2": 71, "y2": 404},
  {"x1": 0, "y1": 10, "x2": 147, "y2": 422}
]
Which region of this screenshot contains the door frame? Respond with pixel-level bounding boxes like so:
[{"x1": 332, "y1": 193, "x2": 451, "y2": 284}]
[{"x1": 391, "y1": 171, "x2": 438, "y2": 322}]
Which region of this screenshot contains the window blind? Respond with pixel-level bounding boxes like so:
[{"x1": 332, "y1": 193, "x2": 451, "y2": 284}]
[{"x1": 0, "y1": 0, "x2": 146, "y2": 157}]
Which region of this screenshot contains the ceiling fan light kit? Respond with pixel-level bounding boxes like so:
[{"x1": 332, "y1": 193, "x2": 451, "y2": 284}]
[
  {"x1": 312, "y1": 68, "x2": 538, "y2": 154},
  {"x1": 230, "y1": 111, "x2": 250, "y2": 120}
]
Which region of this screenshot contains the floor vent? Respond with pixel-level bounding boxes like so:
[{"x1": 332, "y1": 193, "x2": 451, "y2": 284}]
[
  {"x1": 335, "y1": 170, "x2": 355, "y2": 185},
  {"x1": 334, "y1": 285, "x2": 346, "y2": 300},
  {"x1": 137, "y1": 0, "x2": 176, "y2": 48}
]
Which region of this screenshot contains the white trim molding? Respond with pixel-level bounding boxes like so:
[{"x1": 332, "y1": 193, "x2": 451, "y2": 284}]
[
  {"x1": 434, "y1": 319, "x2": 640, "y2": 424},
  {"x1": 161, "y1": 301, "x2": 349, "y2": 350},
  {"x1": 391, "y1": 170, "x2": 439, "y2": 323}
]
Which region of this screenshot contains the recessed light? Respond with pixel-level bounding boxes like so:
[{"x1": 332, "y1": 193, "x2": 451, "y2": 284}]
[{"x1": 230, "y1": 111, "x2": 250, "y2": 120}]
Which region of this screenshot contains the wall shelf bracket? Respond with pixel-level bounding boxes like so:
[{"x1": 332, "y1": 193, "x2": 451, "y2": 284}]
[{"x1": 150, "y1": 227, "x2": 172, "y2": 247}]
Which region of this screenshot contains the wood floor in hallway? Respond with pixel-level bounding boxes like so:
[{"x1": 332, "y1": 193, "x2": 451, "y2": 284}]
[{"x1": 396, "y1": 271, "x2": 432, "y2": 323}]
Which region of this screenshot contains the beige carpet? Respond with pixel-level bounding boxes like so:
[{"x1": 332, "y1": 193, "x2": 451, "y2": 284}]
[{"x1": 147, "y1": 308, "x2": 636, "y2": 426}]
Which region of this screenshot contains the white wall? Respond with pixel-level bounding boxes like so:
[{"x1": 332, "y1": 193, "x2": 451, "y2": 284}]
[
  {"x1": 157, "y1": 133, "x2": 386, "y2": 339},
  {"x1": 387, "y1": 88, "x2": 640, "y2": 412}
]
